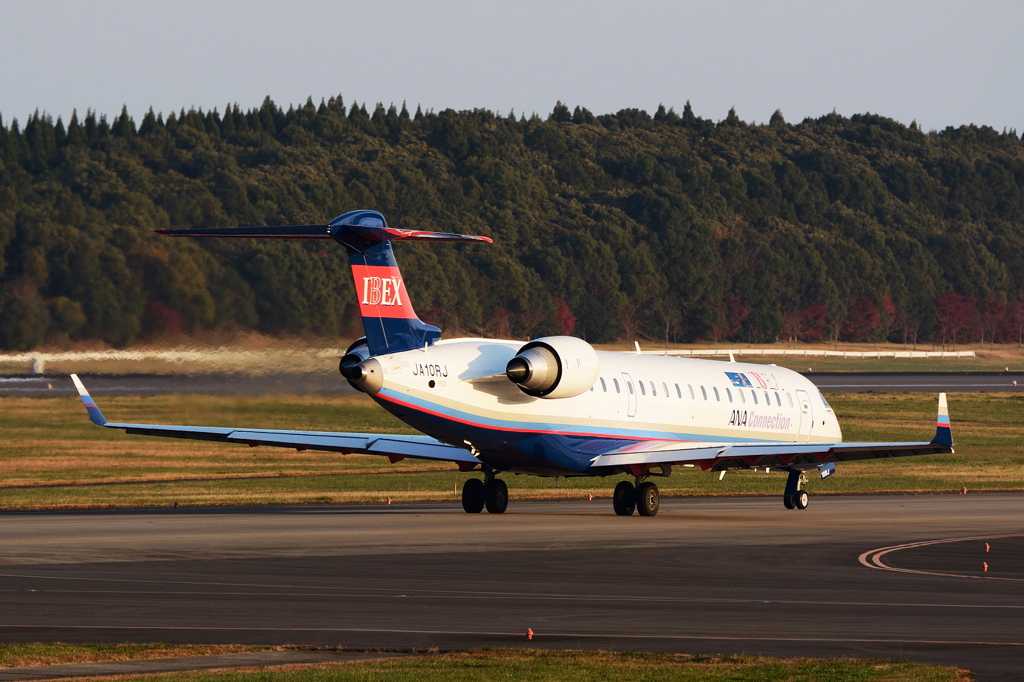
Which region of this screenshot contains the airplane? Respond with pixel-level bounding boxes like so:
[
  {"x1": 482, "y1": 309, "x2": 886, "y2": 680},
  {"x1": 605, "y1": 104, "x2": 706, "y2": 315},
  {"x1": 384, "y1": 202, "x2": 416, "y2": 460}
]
[{"x1": 72, "y1": 209, "x2": 954, "y2": 516}]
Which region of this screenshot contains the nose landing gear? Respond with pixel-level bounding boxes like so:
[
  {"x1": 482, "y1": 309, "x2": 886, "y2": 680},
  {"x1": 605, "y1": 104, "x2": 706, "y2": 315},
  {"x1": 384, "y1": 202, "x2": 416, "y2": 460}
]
[{"x1": 783, "y1": 471, "x2": 809, "y2": 510}]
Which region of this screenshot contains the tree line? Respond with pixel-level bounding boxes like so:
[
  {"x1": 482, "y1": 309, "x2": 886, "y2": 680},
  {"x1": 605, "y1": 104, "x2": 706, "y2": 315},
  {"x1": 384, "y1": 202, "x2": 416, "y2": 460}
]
[{"x1": 1, "y1": 96, "x2": 1023, "y2": 351}]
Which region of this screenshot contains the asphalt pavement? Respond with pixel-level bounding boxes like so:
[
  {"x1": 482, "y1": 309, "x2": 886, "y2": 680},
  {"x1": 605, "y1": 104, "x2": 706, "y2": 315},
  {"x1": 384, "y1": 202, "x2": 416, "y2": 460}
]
[{"x1": 0, "y1": 496, "x2": 1021, "y2": 680}]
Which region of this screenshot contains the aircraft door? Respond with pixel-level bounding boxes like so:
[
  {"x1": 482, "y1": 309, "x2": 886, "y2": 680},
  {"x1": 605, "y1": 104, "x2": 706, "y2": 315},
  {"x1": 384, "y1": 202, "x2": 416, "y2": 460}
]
[
  {"x1": 795, "y1": 389, "x2": 813, "y2": 442},
  {"x1": 621, "y1": 372, "x2": 637, "y2": 418}
]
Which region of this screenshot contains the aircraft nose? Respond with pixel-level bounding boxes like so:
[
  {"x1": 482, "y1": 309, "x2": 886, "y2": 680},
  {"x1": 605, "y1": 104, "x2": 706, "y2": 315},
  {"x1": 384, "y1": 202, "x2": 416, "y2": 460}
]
[{"x1": 351, "y1": 358, "x2": 383, "y2": 395}]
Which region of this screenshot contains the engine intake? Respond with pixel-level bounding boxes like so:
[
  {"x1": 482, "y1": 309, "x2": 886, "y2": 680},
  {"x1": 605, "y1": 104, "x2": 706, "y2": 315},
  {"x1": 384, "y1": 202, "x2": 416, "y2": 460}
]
[{"x1": 505, "y1": 336, "x2": 599, "y2": 399}]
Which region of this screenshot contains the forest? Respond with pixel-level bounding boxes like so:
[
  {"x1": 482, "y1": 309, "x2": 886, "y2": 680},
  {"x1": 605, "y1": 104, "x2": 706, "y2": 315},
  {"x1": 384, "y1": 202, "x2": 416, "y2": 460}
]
[{"x1": 1, "y1": 96, "x2": 1023, "y2": 351}]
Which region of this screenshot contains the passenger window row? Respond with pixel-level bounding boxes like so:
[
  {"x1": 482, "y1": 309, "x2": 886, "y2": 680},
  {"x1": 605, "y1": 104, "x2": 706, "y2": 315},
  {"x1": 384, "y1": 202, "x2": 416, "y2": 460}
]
[{"x1": 592, "y1": 376, "x2": 796, "y2": 410}]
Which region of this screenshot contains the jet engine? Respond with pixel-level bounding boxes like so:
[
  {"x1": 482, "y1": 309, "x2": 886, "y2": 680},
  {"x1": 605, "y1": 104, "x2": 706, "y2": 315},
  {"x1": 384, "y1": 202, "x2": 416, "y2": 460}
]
[
  {"x1": 339, "y1": 338, "x2": 371, "y2": 392},
  {"x1": 505, "y1": 336, "x2": 600, "y2": 399}
]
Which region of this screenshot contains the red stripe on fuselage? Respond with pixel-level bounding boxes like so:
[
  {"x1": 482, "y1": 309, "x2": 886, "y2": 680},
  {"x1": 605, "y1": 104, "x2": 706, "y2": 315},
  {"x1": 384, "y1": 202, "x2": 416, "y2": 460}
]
[{"x1": 376, "y1": 391, "x2": 700, "y2": 444}]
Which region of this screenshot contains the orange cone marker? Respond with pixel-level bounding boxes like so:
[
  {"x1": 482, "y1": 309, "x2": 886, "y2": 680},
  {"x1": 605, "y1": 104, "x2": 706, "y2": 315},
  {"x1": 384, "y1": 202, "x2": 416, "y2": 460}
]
[
  {"x1": 527, "y1": 628, "x2": 533, "y2": 640},
  {"x1": 962, "y1": 487, "x2": 967, "y2": 494},
  {"x1": 387, "y1": 497, "x2": 392, "y2": 505},
  {"x1": 588, "y1": 493, "x2": 593, "y2": 501},
  {"x1": 983, "y1": 562, "x2": 988, "y2": 572},
  {"x1": 985, "y1": 543, "x2": 990, "y2": 553}
]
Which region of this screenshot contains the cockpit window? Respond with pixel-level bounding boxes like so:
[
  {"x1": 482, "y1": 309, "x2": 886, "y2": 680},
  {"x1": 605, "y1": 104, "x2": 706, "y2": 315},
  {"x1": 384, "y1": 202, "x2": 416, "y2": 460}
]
[{"x1": 819, "y1": 391, "x2": 832, "y2": 408}]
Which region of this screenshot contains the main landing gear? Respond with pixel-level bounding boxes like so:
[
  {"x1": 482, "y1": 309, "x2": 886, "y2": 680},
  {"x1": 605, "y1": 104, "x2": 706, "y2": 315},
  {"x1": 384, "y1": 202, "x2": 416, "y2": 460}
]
[
  {"x1": 613, "y1": 478, "x2": 660, "y2": 517},
  {"x1": 461, "y1": 473, "x2": 508, "y2": 514},
  {"x1": 783, "y1": 471, "x2": 809, "y2": 510}
]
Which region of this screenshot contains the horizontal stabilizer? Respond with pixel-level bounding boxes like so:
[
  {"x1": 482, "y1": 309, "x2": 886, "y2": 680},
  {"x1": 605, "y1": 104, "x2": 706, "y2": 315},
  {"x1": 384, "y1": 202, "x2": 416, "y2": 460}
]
[
  {"x1": 345, "y1": 225, "x2": 493, "y2": 244},
  {"x1": 156, "y1": 225, "x2": 332, "y2": 239},
  {"x1": 329, "y1": 211, "x2": 491, "y2": 244}
]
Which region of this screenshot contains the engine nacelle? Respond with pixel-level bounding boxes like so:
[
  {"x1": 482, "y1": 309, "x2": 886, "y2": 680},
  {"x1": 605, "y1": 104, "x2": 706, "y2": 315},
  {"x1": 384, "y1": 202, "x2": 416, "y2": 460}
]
[
  {"x1": 339, "y1": 337, "x2": 371, "y2": 393},
  {"x1": 505, "y1": 336, "x2": 600, "y2": 399}
]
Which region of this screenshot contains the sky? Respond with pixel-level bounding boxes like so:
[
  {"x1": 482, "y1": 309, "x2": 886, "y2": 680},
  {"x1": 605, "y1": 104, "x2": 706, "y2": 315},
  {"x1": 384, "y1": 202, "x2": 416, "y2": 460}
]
[{"x1": 1, "y1": 0, "x2": 1021, "y2": 133}]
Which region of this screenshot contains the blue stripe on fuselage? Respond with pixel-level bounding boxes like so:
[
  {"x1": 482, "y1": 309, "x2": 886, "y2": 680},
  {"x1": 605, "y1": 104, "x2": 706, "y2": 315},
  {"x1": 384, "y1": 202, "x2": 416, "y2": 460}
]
[{"x1": 372, "y1": 387, "x2": 778, "y2": 475}]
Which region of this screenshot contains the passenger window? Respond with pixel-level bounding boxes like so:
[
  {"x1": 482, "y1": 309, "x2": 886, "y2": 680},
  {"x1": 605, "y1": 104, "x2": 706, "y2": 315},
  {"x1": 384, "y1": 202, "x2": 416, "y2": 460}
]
[
  {"x1": 627, "y1": 382, "x2": 634, "y2": 394},
  {"x1": 787, "y1": 392, "x2": 793, "y2": 407},
  {"x1": 701, "y1": 386, "x2": 708, "y2": 400},
  {"x1": 600, "y1": 378, "x2": 607, "y2": 392},
  {"x1": 639, "y1": 382, "x2": 646, "y2": 396},
  {"x1": 739, "y1": 390, "x2": 745, "y2": 404},
  {"x1": 614, "y1": 378, "x2": 620, "y2": 393},
  {"x1": 688, "y1": 384, "x2": 695, "y2": 399},
  {"x1": 765, "y1": 391, "x2": 770, "y2": 405},
  {"x1": 675, "y1": 383, "x2": 682, "y2": 398},
  {"x1": 726, "y1": 387, "x2": 733, "y2": 402},
  {"x1": 775, "y1": 391, "x2": 781, "y2": 406},
  {"x1": 662, "y1": 382, "x2": 669, "y2": 398},
  {"x1": 713, "y1": 387, "x2": 720, "y2": 401},
  {"x1": 650, "y1": 381, "x2": 656, "y2": 396},
  {"x1": 751, "y1": 390, "x2": 758, "y2": 405}
]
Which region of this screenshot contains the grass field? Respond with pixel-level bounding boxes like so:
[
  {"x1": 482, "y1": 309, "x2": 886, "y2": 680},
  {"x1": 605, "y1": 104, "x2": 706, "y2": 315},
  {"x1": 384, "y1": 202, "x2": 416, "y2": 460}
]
[
  {"x1": 1, "y1": 391, "x2": 1021, "y2": 509},
  {"x1": 0, "y1": 647, "x2": 967, "y2": 681},
  {"x1": 0, "y1": 643, "x2": 269, "y2": 668}
]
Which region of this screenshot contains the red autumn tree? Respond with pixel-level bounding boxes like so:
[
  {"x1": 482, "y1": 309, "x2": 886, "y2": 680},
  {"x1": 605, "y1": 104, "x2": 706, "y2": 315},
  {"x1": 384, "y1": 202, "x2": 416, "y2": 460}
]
[
  {"x1": 842, "y1": 295, "x2": 881, "y2": 342},
  {"x1": 552, "y1": 297, "x2": 576, "y2": 335},
  {"x1": 934, "y1": 292, "x2": 979, "y2": 348}
]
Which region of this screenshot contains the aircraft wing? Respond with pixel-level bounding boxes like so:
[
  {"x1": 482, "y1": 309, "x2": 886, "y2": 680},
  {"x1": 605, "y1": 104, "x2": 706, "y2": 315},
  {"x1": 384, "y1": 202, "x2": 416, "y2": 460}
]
[
  {"x1": 70, "y1": 375, "x2": 479, "y2": 469},
  {"x1": 590, "y1": 394, "x2": 953, "y2": 472}
]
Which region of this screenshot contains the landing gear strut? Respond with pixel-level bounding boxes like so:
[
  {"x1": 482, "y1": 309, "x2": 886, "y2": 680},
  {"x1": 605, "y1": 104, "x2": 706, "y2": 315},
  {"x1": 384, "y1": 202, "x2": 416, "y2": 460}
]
[
  {"x1": 613, "y1": 478, "x2": 660, "y2": 517},
  {"x1": 783, "y1": 471, "x2": 809, "y2": 510},
  {"x1": 461, "y1": 474, "x2": 507, "y2": 514}
]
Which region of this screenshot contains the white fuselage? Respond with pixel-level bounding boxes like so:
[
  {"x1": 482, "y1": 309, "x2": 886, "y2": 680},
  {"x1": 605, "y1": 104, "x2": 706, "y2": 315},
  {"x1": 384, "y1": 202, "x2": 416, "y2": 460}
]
[{"x1": 365, "y1": 339, "x2": 841, "y2": 476}]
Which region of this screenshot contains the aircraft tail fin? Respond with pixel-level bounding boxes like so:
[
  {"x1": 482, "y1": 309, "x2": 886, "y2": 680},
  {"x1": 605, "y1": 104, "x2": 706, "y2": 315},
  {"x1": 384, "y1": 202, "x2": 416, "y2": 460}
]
[
  {"x1": 931, "y1": 393, "x2": 953, "y2": 447},
  {"x1": 329, "y1": 211, "x2": 491, "y2": 355},
  {"x1": 157, "y1": 210, "x2": 491, "y2": 356}
]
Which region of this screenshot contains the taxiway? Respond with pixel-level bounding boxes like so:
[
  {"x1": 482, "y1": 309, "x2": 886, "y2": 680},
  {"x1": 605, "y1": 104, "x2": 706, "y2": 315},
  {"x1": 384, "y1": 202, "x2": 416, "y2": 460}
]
[{"x1": 0, "y1": 496, "x2": 1021, "y2": 679}]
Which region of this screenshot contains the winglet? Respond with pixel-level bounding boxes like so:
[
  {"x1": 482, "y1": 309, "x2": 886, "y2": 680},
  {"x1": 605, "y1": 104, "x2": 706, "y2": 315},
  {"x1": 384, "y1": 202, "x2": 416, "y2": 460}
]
[
  {"x1": 71, "y1": 374, "x2": 107, "y2": 426},
  {"x1": 931, "y1": 392, "x2": 952, "y2": 447}
]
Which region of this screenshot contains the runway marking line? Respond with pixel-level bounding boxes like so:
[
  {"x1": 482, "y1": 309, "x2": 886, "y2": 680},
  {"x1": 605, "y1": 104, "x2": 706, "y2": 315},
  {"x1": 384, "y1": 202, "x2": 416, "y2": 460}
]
[
  {"x1": 3, "y1": 574, "x2": 1022, "y2": 610},
  {"x1": 859, "y1": 533, "x2": 1024, "y2": 582},
  {"x1": 1, "y1": 624, "x2": 1022, "y2": 647}
]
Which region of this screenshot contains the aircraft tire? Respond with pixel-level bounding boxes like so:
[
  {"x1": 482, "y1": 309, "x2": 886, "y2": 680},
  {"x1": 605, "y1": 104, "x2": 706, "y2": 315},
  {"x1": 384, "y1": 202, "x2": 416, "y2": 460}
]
[
  {"x1": 795, "y1": 490, "x2": 809, "y2": 510},
  {"x1": 484, "y1": 478, "x2": 508, "y2": 514},
  {"x1": 783, "y1": 494, "x2": 795, "y2": 509},
  {"x1": 462, "y1": 478, "x2": 485, "y2": 513},
  {"x1": 636, "y1": 481, "x2": 659, "y2": 517},
  {"x1": 613, "y1": 481, "x2": 636, "y2": 516}
]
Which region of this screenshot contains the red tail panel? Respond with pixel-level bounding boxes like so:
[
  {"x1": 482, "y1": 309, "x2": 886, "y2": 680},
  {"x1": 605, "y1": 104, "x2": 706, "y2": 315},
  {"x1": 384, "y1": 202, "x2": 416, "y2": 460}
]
[{"x1": 351, "y1": 264, "x2": 418, "y2": 320}]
